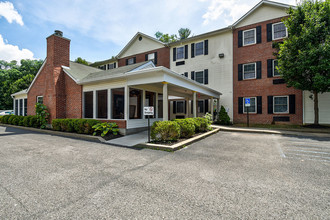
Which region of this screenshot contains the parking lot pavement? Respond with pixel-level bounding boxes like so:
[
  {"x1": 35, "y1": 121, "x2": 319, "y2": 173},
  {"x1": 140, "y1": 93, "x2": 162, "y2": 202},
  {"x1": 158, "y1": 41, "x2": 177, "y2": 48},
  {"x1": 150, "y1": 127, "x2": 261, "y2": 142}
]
[{"x1": 0, "y1": 126, "x2": 329, "y2": 219}]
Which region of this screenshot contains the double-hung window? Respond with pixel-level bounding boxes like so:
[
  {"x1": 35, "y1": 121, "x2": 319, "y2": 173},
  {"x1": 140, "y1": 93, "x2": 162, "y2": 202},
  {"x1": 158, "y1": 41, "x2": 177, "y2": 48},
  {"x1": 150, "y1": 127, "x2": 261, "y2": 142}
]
[
  {"x1": 37, "y1": 96, "x2": 43, "y2": 104},
  {"x1": 195, "y1": 42, "x2": 204, "y2": 56},
  {"x1": 195, "y1": 71, "x2": 204, "y2": 84},
  {"x1": 198, "y1": 100, "x2": 204, "y2": 113},
  {"x1": 176, "y1": 101, "x2": 185, "y2": 114},
  {"x1": 273, "y1": 96, "x2": 288, "y2": 113},
  {"x1": 243, "y1": 28, "x2": 256, "y2": 46},
  {"x1": 243, "y1": 63, "x2": 256, "y2": 79},
  {"x1": 176, "y1": 46, "x2": 184, "y2": 60},
  {"x1": 243, "y1": 97, "x2": 256, "y2": 113},
  {"x1": 273, "y1": 60, "x2": 280, "y2": 76},
  {"x1": 127, "y1": 58, "x2": 135, "y2": 65},
  {"x1": 272, "y1": 22, "x2": 287, "y2": 40},
  {"x1": 107, "y1": 63, "x2": 115, "y2": 70},
  {"x1": 147, "y1": 53, "x2": 155, "y2": 61}
]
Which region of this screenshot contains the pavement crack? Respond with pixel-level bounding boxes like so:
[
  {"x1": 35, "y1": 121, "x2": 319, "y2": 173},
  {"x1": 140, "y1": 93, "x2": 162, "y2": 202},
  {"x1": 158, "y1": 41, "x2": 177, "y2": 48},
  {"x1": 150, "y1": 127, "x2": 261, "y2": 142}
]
[{"x1": 0, "y1": 182, "x2": 30, "y2": 213}]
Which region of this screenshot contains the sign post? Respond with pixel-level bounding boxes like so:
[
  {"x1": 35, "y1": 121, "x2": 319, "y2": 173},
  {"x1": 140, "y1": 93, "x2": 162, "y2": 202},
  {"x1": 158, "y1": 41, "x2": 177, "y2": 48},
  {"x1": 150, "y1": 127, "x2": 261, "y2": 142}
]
[
  {"x1": 245, "y1": 98, "x2": 250, "y2": 127},
  {"x1": 144, "y1": 107, "x2": 154, "y2": 143}
]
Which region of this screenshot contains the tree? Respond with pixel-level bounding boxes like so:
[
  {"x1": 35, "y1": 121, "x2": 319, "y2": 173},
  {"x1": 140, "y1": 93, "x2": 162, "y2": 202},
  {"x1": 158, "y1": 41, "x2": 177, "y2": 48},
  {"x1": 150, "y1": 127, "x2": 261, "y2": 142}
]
[
  {"x1": 178, "y1": 28, "x2": 192, "y2": 40},
  {"x1": 276, "y1": 0, "x2": 329, "y2": 125},
  {"x1": 155, "y1": 28, "x2": 192, "y2": 43},
  {"x1": 75, "y1": 57, "x2": 89, "y2": 65}
]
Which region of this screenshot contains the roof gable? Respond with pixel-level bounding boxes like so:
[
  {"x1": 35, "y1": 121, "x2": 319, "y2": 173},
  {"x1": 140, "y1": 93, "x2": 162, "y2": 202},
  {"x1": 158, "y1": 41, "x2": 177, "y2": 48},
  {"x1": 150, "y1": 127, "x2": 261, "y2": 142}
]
[
  {"x1": 233, "y1": 0, "x2": 292, "y2": 28},
  {"x1": 117, "y1": 32, "x2": 165, "y2": 58}
]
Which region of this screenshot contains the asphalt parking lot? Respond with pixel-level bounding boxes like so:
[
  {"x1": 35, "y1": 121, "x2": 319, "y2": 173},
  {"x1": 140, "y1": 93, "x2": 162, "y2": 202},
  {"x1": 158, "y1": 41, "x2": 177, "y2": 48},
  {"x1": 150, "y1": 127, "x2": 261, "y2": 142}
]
[{"x1": 0, "y1": 126, "x2": 329, "y2": 219}]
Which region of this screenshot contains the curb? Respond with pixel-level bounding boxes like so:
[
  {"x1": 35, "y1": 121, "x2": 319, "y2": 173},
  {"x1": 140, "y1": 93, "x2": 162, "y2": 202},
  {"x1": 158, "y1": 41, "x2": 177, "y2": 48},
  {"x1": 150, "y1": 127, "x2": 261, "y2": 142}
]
[
  {"x1": 137, "y1": 127, "x2": 221, "y2": 152},
  {"x1": 0, "y1": 124, "x2": 105, "y2": 143}
]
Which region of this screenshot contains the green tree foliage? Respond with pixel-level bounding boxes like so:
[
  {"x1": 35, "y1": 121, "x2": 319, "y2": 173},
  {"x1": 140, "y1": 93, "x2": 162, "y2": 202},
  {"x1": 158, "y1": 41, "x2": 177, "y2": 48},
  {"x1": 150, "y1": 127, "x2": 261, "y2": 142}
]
[
  {"x1": 276, "y1": 0, "x2": 329, "y2": 125},
  {"x1": 178, "y1": 28, "x2": 192, "y2": 40},
  {"x1": 0, "y1": 59, "x2": 43, "y2": 110},
  {"x1": 155, "y1": 28, "x2": 192, "y2": 43},
  {"x1": 74, "y1": 57, "x2": 89, "y2": 65}
]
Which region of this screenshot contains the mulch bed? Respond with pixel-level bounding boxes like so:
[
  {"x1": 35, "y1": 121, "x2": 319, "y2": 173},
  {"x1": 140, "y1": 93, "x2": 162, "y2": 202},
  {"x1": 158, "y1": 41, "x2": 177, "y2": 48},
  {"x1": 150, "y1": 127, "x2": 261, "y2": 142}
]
[{"x1": 302, "y1": 124, "x2": 330, "y2": 129}]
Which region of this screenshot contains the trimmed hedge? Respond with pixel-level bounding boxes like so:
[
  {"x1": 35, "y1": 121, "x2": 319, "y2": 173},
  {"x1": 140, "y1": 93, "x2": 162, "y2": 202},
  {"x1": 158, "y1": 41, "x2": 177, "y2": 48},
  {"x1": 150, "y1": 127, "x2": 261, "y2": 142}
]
[
  {"x1": 0, "y1": 115, "x2": 40, "y2": 128},
  {"x1": 51, "y1": 118, "x2": 100, "y2": 134},
  {"x1": 151, "y1": 121, "x2": 180, "y2": 142},
  {"x1": 174, "y1": 119, "x2": 195, "y2": 138}
]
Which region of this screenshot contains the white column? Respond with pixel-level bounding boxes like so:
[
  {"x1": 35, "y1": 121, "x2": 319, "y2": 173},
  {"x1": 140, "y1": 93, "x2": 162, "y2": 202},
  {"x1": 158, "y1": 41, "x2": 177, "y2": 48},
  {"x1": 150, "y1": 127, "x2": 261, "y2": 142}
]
[
  {"x1": 193, "y1": 92, "x2": 197, "y2": 118},
  {"x1": 13, "y1": 98, "x2": 16, "y2": 115},
  {"x1": 185, "y1": 97, "x2": 189, "y2": 118},
  {"x1": 142, "y1": 89, "x2": 146, "y2": 119},
  {"x1": 162, "y1": 82, "x2": 168, "y2": 121},
  {"x1": 108, "y1": 89, "x2": 111, "y2": 119},
  {"x1": 124, "y1": 86, "x2": 129, "y2": 120},
  {"x1": 156, "y1": 93, "x2": 159, "y2": 119},
  {"x1": 210, "y1": 97, "x2": 214, "y2": 118},
  {"x1": 22, "y1": 99, "x2": 25, "y2": 116},
  {"x1": 93, "y1": 91, "x2": 97, "y2": 119}
]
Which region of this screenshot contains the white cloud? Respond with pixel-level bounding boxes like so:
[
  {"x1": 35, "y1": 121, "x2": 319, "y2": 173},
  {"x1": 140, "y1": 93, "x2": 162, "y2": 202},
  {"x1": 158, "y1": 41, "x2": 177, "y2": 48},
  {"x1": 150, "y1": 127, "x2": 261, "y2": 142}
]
[
  {"x1": 0, "y1": 34, "x2": 35, "y2": 63},
  {"x1": 0, "y1": 1, "x2": 24, "y2": 26}
]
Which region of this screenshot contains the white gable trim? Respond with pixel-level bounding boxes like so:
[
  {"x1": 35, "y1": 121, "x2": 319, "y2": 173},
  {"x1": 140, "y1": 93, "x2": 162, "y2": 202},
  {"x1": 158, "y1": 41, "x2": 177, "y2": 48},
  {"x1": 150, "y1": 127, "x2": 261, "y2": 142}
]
[
  {"x1": 27, "y1": 59, "x2": 47, "y2": 93},
  {"x1": 231, "y1": 0, "x2": 293, "y2": 28},
  {"x1": 129, "y1": 61, "x2": 155, "y2": 72},
  {"x1": 117, "y1": 32, "x2": 165, "y2": 58}
]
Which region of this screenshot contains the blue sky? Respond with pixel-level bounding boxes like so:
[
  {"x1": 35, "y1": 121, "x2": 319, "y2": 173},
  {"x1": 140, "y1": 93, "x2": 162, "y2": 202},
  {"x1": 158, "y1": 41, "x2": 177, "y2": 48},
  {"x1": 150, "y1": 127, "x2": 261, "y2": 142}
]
[{"x1": 0, "y1": 0, "x2": 295, "y2": 64}]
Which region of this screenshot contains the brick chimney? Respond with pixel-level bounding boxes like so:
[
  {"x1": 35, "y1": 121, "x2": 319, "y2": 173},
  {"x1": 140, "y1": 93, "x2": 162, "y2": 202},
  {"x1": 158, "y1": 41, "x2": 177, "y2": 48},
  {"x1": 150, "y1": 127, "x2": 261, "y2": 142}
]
[{"x1": 46, "y1": 30, "x2": 70, "y2": 67}]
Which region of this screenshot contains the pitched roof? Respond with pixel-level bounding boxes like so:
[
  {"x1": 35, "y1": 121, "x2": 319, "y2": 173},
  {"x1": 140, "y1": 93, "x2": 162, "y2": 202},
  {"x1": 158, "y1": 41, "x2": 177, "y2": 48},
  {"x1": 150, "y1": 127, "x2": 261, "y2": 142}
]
[
  {"x1": 62, "y1": 61, "x2": 99, "y2": 82},
  {"x1": 89, "y1": 57, "x2": 117, "y2": 67},
  {"x1": 11, "y1": 89, "x2": 28, "y2": 96}
]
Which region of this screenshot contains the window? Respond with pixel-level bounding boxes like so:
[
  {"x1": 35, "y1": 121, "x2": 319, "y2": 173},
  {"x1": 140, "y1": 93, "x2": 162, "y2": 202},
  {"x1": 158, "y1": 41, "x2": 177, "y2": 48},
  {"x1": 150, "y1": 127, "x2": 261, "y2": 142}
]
[
  {"x1": 274, "y1": 96, "x2": 288, "y2": 113},
  {"x1": 37, "y1": 96, "x2": 43, "y2": 104},
  {"x1": 112, "y1": 88, "x2": 125, "y2": 119},
  {"x1": 243, "y1": 97, "x2": 256, "y2": 113},
  {"x1": 273, "y1": 22, "x2": 287, "y2": 40},
  {"x1": 176, "y1": 101, "x2": 185, "y2": 114},
  {"x1": 147, "y1": 53, "x2": 155, "y2": 61},
  {"x1": 176, "y1": 46, "x2": 184, "y2": 60},
  {"x1": 129, "y1": 88, "x2": 142, "y2": 119},
  {"x1": 195, "y1": 42, "x2": 204, "y2": 56},
  {"x1": 243, "y1": 63, "x2": 256, "y2": 79},
  {"x1": 198, "y1": 100, "x2": 204, "y2": 113},
  {"x1": 195, "y1": 71, "x2": 204, "y2": 84},
  {"x1": 19, "y1": 99, "x2": 23, "y2": 116},
  {"x1": 15, "y1": 100, "x2": 18, "y2": 115},
  {"x1": 97, "y1": 90, "x2": 107, "y2": 119},
  {"x1": 24, "y1": 99, "x2": 27, "y2": 116},
  {"x1": 84, "y1": 91, "x2": 93, "y2": 118},
  {"x1": 273, "y1": 60, "x2": 280, "y2": 76},
  {"x1": 128, "y1": 58, "x2": 135, "y2": 65},
  {"x1": 107, "y1": 63, "x2": 115, "y2": 70},
  {"x1": 98, "y1": 65, "x2": 106, "y2": 70},
  {"x1": 243, "y1": 29, "x2": 256, "y2": 46}
]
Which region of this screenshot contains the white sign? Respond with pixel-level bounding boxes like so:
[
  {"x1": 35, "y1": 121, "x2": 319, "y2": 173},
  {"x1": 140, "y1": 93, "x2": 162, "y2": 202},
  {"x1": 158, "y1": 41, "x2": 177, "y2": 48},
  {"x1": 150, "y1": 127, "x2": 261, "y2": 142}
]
[
  {"x1": 245, "y1": 98, "x2": 251, "y2": 107},
  {"x1": 144, "y1": 106, "x2": 154, "y2": 115}
]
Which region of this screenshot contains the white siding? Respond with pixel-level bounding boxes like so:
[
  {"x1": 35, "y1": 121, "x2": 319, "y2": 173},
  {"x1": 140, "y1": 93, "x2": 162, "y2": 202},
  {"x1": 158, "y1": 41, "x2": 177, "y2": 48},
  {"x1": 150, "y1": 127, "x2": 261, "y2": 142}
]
[
  {"x1": 83, "y1": 79, "x2": 127, "y2": 91},
  {"x1": 304, "y1": 91, "x2": 330, "y2": 124},
  {"x1": 120, "y1": 37, "x2": 163, "y2": 58},
  {"x1": 170, "y1": 31, "x2": 233, "y2": 120}
]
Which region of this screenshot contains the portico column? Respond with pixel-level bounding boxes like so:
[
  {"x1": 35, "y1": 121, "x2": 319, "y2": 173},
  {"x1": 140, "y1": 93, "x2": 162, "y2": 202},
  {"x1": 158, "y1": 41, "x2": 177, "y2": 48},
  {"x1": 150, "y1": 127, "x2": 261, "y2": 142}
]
[
  {"x1": 162, "y1": 82, "x2": 168, "y2": 121},
  {"x1": 185, "y1": 97, "x2": 189, "y2": 118},
  {"x1": 124, "y1": 86, "x2": 129, "y2": 120},
  {"x1": 93, "y1": 91, "x2": 97, "y2": 119},
  {"x1": 210, "y1": 97, "x2": 214, "y2": 120},
  {"x1": 193, "y1": 91, "x2": 197, "y2": 118},
  {"x1": 142, "y1": 89, "x2": 146, "y2": 119}
]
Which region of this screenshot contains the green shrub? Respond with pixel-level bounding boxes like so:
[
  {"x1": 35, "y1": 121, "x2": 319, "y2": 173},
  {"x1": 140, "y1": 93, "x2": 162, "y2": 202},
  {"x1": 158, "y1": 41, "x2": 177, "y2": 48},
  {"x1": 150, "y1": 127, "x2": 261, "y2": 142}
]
[
  {"x1": 35, "y1": 103, "x2": 50, "y2": 129},
  {"x1": 204, "y1": 112, "x2": 213, "y2": 123},
  {"x1": 29, "y1": 116, "x2": 39, "y2": 128},
  {"x1": 151, "y1": 121, "x2": 180, "y2": 142},
  {"x1": 73, "y1": 119, "x2": 100, "y2": 134},
  {"x1": 92, "y1": 122, "x2": 119, "y2": 137},
  {"x1": 217, "y1": 106, "x2": 231, "y2": 125},
  {"x1": 52, "y1": 119, "x2": 62, "y2": 131},
  {"x1": 17, "y1": 116, "x2": 25, "y2": 126},
  {"x1": 1, "y1": 115, "x2": 10, "y2": 124},
  {"x1": 0, "y1": 116, "x2": 3, "y2": 123},
  {"x1": 8, "y1": 115, "x2": 17, "y2": 125},
  {"x1": 185, "y1": 118, "x2": 201, "y2": 132},
  {"x1": 174, "y1": 119, "x2": 195, "y2": 138},
  {"x1": 60, "y1": 119, "x2": 75, "y2": 132},
  {"x1": 23, "y1": 116, "x2": 33, "y2": 127},
  {"x1": 194, "y1": 117, "x2": 211, "y2": 132}
]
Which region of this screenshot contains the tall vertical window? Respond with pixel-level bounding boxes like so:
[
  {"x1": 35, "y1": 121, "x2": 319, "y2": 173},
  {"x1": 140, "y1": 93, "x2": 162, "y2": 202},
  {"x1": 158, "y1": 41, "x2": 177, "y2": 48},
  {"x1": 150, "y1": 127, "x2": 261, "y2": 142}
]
[
  {"x1": 243, "y1": 97, "x2": 256, "y2": 113},
  {"x1": 273, "y1": 60, "x2": 280, "y2": 76},
  {"x1": 97, "y1": 90, "x2": 108, "y2": 119},
  {"x1": 24, "y1": 99, "x2": 27, "y2": 116},
  {"x1": 272, "y1": 22, "x2": 287, "y2": 40},
  {"x1": 243, "y1": 29, "x2": 256, "y2": 46},
  {"x1": 195, "y1": 42, "x2": 204, "y2": 56},
  {"x1": 84, "y1": 91, "x2": 93, "y2": 118},
  {"x1": 274, "y1": 96, "x2": 288, "y2": 113},
  {"x1": 176, "y1": 46, "x2": 184, "y2": 60},
  {"x1": 19, "y1": 99, "x2": 23, "y2": 116},
  {"x1": 145, "y1": 91, "x2": 156, "y2": 118},
  {"x1": 15, "y1": 100, "x2": 18, "y2": 115},
  {"x1": 37, "y1": 96, "x2": 43, "y2": 104},
  {"x1": 112, "y1": 88, "x2": 125, "y2": 119},
  {"x1": 243, "y1": 63, "x2": 256, "y2": 79},
  {"x1": 198, "y1": 100, "x2": 204, "y2": 113},
  {"x1": 195, "y1": 71, "x2": 204, "y2": 84},
  {"x1": 129, "y1": 88, "x2": 142, "y2": 119},
  {"x1": 176, "y1": 101, "x2": 185, "y2": 114}
]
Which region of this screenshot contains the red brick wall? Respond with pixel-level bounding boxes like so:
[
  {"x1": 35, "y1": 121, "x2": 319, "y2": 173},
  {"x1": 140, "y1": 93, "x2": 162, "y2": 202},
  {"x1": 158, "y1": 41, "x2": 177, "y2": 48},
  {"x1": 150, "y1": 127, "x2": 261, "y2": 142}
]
[
  {"x1": 99, "y1": 120, "x2": 126, "y2": 128},
  {"x1": 118, "y1": 47, "x2": 170, "y2": 68},
  {"x1": 233, "y1": 17, "x2": 303, "y2": 125},
  {"x1": 65, "y1": 73, "x2": 82, "y2": 118}
]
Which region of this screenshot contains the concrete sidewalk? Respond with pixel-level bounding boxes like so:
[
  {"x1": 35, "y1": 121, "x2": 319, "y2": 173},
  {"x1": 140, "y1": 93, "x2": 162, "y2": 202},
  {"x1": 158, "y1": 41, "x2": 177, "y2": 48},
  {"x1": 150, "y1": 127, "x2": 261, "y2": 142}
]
[{"x1": 106, "y1": 130, "x2": 148, "y2": 147}]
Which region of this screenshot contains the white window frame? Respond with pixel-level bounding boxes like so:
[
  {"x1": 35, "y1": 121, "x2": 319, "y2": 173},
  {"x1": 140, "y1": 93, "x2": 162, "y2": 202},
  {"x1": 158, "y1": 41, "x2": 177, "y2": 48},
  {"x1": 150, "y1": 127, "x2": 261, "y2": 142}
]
[
  {"x1": 273, "y1": 96, "x2": 289, "y2": 114},
  {"x1": 273, "y1": 59, "x2": 280, "y2": 77},
  {"x1": 195, "y1": 70, "x2": 204, "y2": 84},
  {"x1": 176, "y1": 101, "x2": 185, "y2": 114},
  {"x1": 37, "y1": 96, "x2": 43, "y2": 104},
  {"x1": 272, "y1": 22, "x2": 288, "y2": 40},
  {"x1": 147, "y1": 53, "x2": 155, "y2": 61},
  {"x1": 195, "y1": 41, "x2": 204, "y2": 56},
  {"x1": 243, "y1": 28, "x2": 256, "y2": 46},
  {"x1": 176, "y1": 46, "x2": 185, "y2": 60},
  {"x1": 128, "y1": 58, "x2": 135, "y2": 65},
  {"x1": 243, "y1": 97, "x2": 257, "y2": 113},
  {"x1": 243, "y1": 63, "x2": 257, "y2": 80}
]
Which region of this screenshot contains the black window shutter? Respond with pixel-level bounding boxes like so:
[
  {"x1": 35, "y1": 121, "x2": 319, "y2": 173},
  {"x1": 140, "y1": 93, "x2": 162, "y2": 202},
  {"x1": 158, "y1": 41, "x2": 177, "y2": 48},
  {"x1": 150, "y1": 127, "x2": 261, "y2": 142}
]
[
  {"x1": 238, "y1": 64, "x2": 243, "y2": 81},
  {"x1": 125, "y1": 59, "x2": 128, "y2": 65},
  {"x1": 205, "y1": 99, "x2": 209, "y2": 113},
  {"x1": 184, "y1": 45, "x2": 188, "y2": 59},
  {"x1": 267, "y1": 59, "x2": 273, "y2": 78},
  {"x1": 267, "y1": 23, "x2": 272, "y2": 42},
  {"x1": 173, "y1": 101, "x2": 177, "y2": 114},
  {"x1": 184, "y1": 72, "x2": 188, "y2": 77},
  {"x1": 238, "y1": 30, "x2": 243, "y2": 47},
  {"x1": 191, "y1": 71, "x2": 195, "y2": 80},
  {"x1": 154, "y1": 52, "x2": 158, "y2": 65},
  {"x1": 289, "y1": 95, "x2": 296, "y2": 114},
  {"x1": 257, "y1": 96, "x2": 262, "y2": 114},
  {"x1": 114, "y1": 62, "x2": 116, "y2": 68},
  {"x1": 191, "y1": 43, "x2": 195, "y2": 58},
  {"x1": 256, "y1": 26, "x2": 262, "y2": 44},
  {"x1": 204, "y1": 40, "x2": 208, "y2": 55},
  {"x1": 145, "y1": 54, "x2": 148, "y2": 61},
  {"x1": 191, "y1": 101, "x2": 193, "y2": 114},
  {"x1": 184, "y1": 101, "x2": 187, "y2": 114},
  {"x1": 268, "y1": 96, "x2": 273, "y2": 114},
  {"x1": 173, "y1": 48, "x2": 176, "y2": 61},
  {"x1": 204, "y1": 69, "x2": 208, "y2": 84},
  {"x1": 256, "y1": 61, "x2": 262, "y2": 79},
  {"x1": 238, "y1": 97, "x2": 243, "y2": 114},
  {"x1": 133, "y1": 57, "x2": 136, "y2": 64}
]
